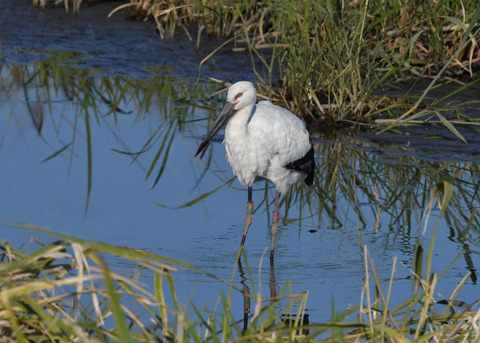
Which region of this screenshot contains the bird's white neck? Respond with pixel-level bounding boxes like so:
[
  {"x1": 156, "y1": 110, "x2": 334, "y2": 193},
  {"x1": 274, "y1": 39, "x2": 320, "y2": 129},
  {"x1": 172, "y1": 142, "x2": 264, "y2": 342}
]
[{"x1": 225, "y1": 104, "x2": 255, "y2": 140}]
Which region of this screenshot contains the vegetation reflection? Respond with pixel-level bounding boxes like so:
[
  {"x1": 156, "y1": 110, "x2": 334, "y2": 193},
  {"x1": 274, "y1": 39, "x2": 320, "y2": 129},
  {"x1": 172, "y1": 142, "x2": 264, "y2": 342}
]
[
  {"x1": 1, "y1": 48, "x2": 480, "y2": 342},
  {"x1": 308, "y1": 137, "x2": 480, "y2": 276},
  {"x1": 1, "y1": 51, "x2": 219, "y2": 213},
  {"x1": 2, "y1": 51, "x2": 480, "y2": 267}
]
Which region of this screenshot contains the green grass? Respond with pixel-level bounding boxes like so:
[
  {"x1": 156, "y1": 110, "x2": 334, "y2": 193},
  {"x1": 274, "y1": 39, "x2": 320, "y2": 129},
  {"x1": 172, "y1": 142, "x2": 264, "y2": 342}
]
[
  {"x1": 35, "y1": 0, "x2": 480, "y2": 137},
  {"x1": 2, "y1": 88, "x2": 480, "y2": 341},
  {"x1": 1, "y1": 195, "x2": 479, "y2": 342},
  {"x1": 0, "y1": 224, "x2": 311, "y2": 342},
  {"x1": 5, "y1": 5, "x2": 480, "y2": 339}
]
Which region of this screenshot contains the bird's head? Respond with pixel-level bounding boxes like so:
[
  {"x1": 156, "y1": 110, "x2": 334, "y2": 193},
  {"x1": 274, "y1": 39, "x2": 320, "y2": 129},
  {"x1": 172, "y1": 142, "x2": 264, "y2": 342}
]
[
  {"x1": 226, "y1": 81, "x2": 257, "y2": 111},
  {"x1": 195, "y1": 81, "x2": 257, "y2": 157}
]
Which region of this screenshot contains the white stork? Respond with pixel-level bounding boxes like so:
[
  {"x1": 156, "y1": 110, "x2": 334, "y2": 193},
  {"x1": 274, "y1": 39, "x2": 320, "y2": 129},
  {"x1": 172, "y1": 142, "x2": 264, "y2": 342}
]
[{"x1": 195, "y1": 81, "x2": 315, "y2": 260}]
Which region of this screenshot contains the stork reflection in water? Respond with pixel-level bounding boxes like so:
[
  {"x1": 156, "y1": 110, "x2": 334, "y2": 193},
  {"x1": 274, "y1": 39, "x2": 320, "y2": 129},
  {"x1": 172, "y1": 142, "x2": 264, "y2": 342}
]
[{"x1": 195, "y1": 81, "x2": 315, "y2": 260}]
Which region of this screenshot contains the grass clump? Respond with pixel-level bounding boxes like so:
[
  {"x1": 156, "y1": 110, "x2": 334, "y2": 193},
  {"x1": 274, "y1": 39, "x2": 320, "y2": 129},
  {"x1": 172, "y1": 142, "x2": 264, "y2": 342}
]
[
  {"x1": 35, "y1": 0, "x2": 480, "y2": 135},
  {"x1": 232, "y1": 0, "x2": 480, "y2": 130},
  {"x1": 1, "y1": 198, "x2": 480, "y2": 343},
  {"x1": 0, "y1": 224, "x2": 314, "y2": 342}
]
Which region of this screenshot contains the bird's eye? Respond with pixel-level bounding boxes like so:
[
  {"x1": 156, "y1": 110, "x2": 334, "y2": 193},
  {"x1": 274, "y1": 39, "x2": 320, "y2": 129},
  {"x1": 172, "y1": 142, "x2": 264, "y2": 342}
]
[{"x1": 235, "y1": 92, "x2": 243, "y2": 100}]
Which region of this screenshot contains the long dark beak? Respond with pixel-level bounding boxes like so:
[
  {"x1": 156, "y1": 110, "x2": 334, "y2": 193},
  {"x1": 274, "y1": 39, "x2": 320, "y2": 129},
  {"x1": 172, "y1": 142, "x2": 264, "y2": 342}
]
[{"x1": 195, "y1": 101, "x2": 236, "y2": 157}]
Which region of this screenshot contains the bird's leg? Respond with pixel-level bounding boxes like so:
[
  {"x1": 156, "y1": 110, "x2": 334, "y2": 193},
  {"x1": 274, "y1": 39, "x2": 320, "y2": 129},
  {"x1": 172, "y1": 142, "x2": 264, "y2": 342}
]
[
  {"x1": 241, "y1": 186, "x2": 253, "y2": 246},
  {"x1": 270, "y1": 191, "x2": 280, "y2": 261}
]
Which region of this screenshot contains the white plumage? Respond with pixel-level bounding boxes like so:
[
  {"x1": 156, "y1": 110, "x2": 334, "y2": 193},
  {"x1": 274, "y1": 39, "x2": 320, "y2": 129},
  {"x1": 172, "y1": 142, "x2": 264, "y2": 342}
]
[
  {"x1": 225, "y1": 99, "x2": 311, "y2": 193},
  {"x1": 195, "y1": 81, "x2": 315, "y2": 259}
]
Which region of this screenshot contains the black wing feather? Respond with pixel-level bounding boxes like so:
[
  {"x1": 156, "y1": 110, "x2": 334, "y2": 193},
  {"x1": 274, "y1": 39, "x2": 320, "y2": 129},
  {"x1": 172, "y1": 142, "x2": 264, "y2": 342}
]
[{"x1": 285, "y1": 144, "x2": 315, "y2": 186}]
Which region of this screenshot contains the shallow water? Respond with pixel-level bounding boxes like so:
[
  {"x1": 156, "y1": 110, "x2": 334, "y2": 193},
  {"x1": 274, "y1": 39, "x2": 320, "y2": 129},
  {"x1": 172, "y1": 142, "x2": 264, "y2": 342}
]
[{"x1": 1, "y1": 0, "x2": 480, "y2": 326}]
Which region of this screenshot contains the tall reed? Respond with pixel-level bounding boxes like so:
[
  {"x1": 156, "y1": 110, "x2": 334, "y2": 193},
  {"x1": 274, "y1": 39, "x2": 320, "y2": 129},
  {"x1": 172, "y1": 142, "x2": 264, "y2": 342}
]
[{"x1": 33, "y1": 1, "x2": 480, "y2": 132}]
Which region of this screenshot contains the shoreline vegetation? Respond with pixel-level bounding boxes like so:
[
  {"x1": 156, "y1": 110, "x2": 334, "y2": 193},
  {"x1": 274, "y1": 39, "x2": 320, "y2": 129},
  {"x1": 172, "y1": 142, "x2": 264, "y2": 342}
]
[
  {"x1": 2, "y1": 216, "x2": 480, "y2": 342},
  {"x1": 34, "y1": 0, "x2": 480, "y2": 136},
  {"x1": 0, "y1": 0, "x2": 478, "y2": 341}
]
